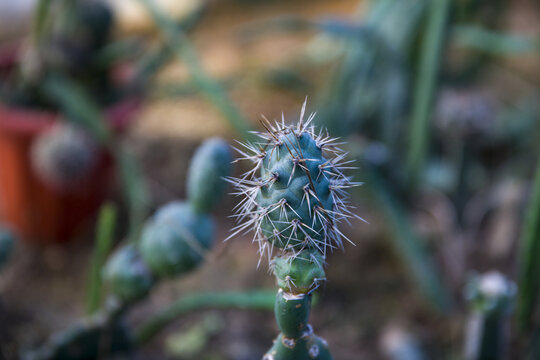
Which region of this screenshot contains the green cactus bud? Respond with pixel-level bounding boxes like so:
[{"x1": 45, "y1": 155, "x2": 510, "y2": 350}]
[
  {"x1": 187, "y1": 137, "x2": 232, "y2": 214},
  {"x1": 273, "y1": 250, "x2": 325, "y2": 294},
  {"x1": 103, "y1": 244, "x2": 154, "y2": 303},
  {"x1": 31, "y1": 123, "x2": 98, "y2": 189},
  {"x1": 275, "y1": 289, "x2": 311, "y2": 339},
  {"x1": 264, "y1": 330, "x2": 332, "y2": 360},
  {"x1": 229, "y1": 100, "x2": 361, "y2": 257},
  {"x1": 139, "y1": 201, "x2": 214, "y2": 278},
  {"x1": 0, "y1": 226, "x2": 15, "y2": 271}
]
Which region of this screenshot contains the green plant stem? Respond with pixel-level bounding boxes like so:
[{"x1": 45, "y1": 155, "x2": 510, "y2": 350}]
[
  {"x1": 134, "y1": 290, "x2": 275, "y2": 345},
  {"x1": 452, "y1": 25, "x2": 540, "y2": 56},
  {"x1": 518, "y1": 158, "x2": 540, "y2": 332},
  {"x1": 32, "y1": 0, "x2": 53, "y2": 45},
  {"x1": 137, "y1": 0, "x2": 254, "y2": 139},
  {"x1": 406, "y1": 0, "x2": 451, "y2": 188},
  {"x1": 87, "y1": 203, "x2": 117, "y2": 314}
]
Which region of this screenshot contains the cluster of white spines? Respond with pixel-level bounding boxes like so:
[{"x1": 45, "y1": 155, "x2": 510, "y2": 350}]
[{"x1": 227, "y1": 101, "x2": 363, "y2": 263}]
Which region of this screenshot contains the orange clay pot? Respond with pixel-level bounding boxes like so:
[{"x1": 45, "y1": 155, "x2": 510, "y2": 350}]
[{"x1": 0, "y1": 47, "x2": 140, "y2": 244}]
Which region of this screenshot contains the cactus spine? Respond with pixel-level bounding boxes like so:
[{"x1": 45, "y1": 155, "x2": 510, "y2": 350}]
[{"x1": 229, "y1": 101, "x2": 361, "y2": 359}]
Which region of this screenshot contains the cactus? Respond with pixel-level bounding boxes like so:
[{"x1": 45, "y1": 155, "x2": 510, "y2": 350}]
[
  {"x1": 103, "y1": 244, "x2": 154, "y2": 304},
  {"x1": 26, "y1": 0, "x2": 113, "y2": 75},
  {"x1": 103, "y1": 136, "x2": 231, "y2": 296},
  {"x1": 17, "y1": 0, "x2": 115, "y2": 106},
  {"x1": 139, "y1": 137, "x2": 231, "y2": 279},
  {"x1": 44, "y1": 0, "x2": 113, "y2": 75},
  {"x1": 30, "y1": 123, "x2": 98, "y2": 189},
  {"x1": 229, "y1": 101, "x2": 361, "y2": 359},
  {"x1": 30, "y1": 137, "x2": 233, "y2": 360},
  {"x1": 139, "y1": 201, "x2": 214, "y2": 278},
  {"x1": 187, "y1": 137, "x2": 232, "y2": 213},
  {"x1": 463, "y1": 271, "x2": 516, "y2": 360},
  {"x1": 0, "y1": 226, "x2": 15, "y2": 271}
]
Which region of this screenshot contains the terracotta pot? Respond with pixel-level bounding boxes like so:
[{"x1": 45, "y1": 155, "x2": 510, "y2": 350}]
[{"x1": 0, "y1": 47, "x2": 140, "y2": 244}]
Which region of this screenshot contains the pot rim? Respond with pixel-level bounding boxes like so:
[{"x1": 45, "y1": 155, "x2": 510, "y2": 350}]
[{"x1": 0, "y1": 99, "x2": 141, "y2": 136}]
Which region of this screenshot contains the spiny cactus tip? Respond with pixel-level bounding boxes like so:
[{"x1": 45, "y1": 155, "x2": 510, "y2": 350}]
[{"x1": 228, "y1": 100, "x2": 363, "y2": 262}]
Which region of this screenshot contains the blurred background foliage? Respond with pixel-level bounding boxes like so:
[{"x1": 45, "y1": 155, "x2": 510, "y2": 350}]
[{"x1": 1, "y1": 0, "x2": 540, "y2": 359}]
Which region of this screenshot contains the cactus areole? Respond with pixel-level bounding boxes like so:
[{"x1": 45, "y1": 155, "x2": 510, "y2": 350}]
[{"x1": 229, "y1": 101, "x2": 362, "y2": 359}]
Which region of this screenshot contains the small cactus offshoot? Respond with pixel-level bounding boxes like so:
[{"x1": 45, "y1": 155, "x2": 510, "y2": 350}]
[
  {"x1": 139, "y1": 201, "x2": 214, "y2": 278},
  {"x1": 31, "y1": 123, "x2": 98, "y2": 189},
  {"x1": 187, "y1": 137, "x2": 232, "y2": 213},
  {"x1": 229, "y1": 101, "x2": 362, "y2": 359},
  {"x1": 103, "y1": 244, "x2": 154, "y2": 304},
  {"x1": 104, "y1": 137, "x2": 231, "y2": 304}
]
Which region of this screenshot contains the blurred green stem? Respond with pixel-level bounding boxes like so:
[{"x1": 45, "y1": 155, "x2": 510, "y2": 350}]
[
  {"x1": 135, "y1": 290, "x2": 275, "y2": 344},
  {"x1": 452, "y1": 25, "x2": 540, "y2": 56},
  {"x1": 406, "y1": 0, "x2": 450, "y2": 188},
  {"x1": 32, "y1": 0, "x2": 52, "y2": 44},
  {"x1": 137, "y1": 0, "x2": 254, "y2": 139},
  {"x1": 87, "y1": 203, "x2": 117, "y2": 315},
  {"x1": 517, "y1": 158, "x2": 540, "y2": 332}
]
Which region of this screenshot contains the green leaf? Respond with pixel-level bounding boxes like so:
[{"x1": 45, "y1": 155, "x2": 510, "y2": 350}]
[
  {"x1": 135, "y1": 290, "x2": 275, "y2": 344},
  {"x1": 86, "y1": 203, "x2": 117, "y2": 314},
  {"x1": 517, "y1": 159, "x2": 540, "y2": 331},
  {"x1": 32, "y1": 0, "x2": 53, "y2": 44},
  {"x1": 406, "y1": 0, "x2": 451, "y2": 188},
  {"x1": 113, "y1": 149, "x2": 149, "y2": 241},
  {"x1": 452, "y1": 25, "x2": 540, "y2": 56}
]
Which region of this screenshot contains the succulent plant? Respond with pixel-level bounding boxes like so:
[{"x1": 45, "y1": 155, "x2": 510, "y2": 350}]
[
  {"x1": 30, "y1": 123, "x2": 98, "y2": 189},
  {"x1": 187, "y1": 137, "x2": 232, "y2": 214},
  {"x1": 34, "y1": 137, "x2": 233, "y2": 360},
  {"x1": 229, "y1": 102, "x2": 360, "y2": 258},
  {"x1": 17, "y1": 0, "x2": 115, "y2": 100},
  {"x1": 139, "y1": 201, "x2": 214, "y2": 278},
  {"x1": 139, "y1": 136, "x2": 231, "y2": 279},
  {"x1": 272, "y1": 249, "x2": 325, "y2": 294},
  {"x1": 103, "y1": 244, "x2": 154, "y2": 304},
  {"x1": 105, "y1": 136, "x2": 231, "y2": 291},
  {"x1": 46, "y1": 0, "x2": 113, "y2": 74},
  {"x1": 229, "y1": 101, "x2": 361, "y2": 359}
]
